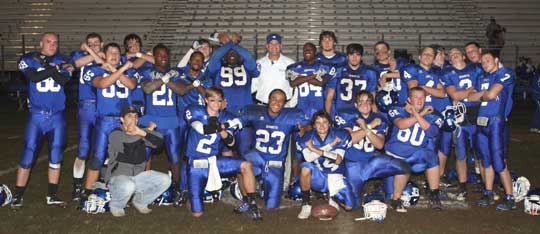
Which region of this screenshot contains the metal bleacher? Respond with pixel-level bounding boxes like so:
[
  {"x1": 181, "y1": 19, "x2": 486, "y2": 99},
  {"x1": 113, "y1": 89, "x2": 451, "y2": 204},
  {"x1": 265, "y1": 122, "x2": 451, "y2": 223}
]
[{"x1": 2, "y1": 0, "x2": 538, "y2": 70}]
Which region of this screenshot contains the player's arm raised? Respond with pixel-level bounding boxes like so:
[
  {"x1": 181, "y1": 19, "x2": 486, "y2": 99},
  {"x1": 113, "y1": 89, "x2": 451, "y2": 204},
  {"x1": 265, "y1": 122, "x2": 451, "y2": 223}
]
[{"x1": 93, "y1": 61, "x2": 133, "y2": 88}]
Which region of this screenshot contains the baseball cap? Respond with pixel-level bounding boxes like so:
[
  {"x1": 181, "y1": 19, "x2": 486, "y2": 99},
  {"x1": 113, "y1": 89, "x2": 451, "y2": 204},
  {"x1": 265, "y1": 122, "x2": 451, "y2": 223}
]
[
  {"x1": 266, "y1": 33, "x2": 282, "y2": 44},
  {"x1": 120, "y1": 105, "x2": 139, "y2": 117}
]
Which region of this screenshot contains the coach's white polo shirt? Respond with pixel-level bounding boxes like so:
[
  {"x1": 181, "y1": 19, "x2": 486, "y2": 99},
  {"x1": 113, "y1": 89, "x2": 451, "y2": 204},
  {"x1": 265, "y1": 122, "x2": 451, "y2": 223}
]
[{"x1": 252, "y1": 53, "x2": 297, "y2": 107}]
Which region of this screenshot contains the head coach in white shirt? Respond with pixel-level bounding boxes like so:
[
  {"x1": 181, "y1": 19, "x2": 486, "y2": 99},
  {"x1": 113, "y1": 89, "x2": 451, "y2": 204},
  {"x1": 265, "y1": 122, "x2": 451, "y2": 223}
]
[{"x1": 252, "y1": 33, "x2": 297, "y2": 107}]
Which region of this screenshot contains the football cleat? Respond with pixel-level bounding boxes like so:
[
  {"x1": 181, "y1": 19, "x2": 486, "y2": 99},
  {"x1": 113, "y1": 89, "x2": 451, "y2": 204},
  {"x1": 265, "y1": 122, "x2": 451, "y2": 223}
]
[
  {"x1": 456, "y1": 186, "x2": 468, "y2": 201},
  {"x1": 390, "y1": 199, "x2": 407, "y2": 213},
  {"x1": 429, "y1": 191, "x2": 442, "y2": 211},
  {"x1": 72, "y1": 183, "x2": 83, "y2": 201},
  {"x1": 173, "y1": 190, "x2": 188, "y2": 208},
  {"x1": 233, "y1": 201, "x2": 250, "y2": 214},
  {"x1": 477, "y1": 191, "x2": 495, "y2": 207},
  {"x1": 10, "y1": 196, "x2": 23, "y2": 210},
  {"x1": 496, "y1": 195, "x2": 517, "y2": 211},
  {"x1": 46, "y1": 194, "x2": 67, "y2": 207},
  {"x1": 248, "y1": 204, "x2": 263, "y2": 221},
  {"x1": 297, "y1": 204, "x2": 312, "y2": 219}
]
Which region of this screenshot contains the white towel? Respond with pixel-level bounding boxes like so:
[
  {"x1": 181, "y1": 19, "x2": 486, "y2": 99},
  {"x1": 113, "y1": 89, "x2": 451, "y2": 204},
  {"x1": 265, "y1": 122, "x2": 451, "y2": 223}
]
[
  {"x1": 327, "y1": 174, "x2": 346, "y2": 197},
  {"x1": 205, "y1": 156, "x2": 222, "y2": 192}
]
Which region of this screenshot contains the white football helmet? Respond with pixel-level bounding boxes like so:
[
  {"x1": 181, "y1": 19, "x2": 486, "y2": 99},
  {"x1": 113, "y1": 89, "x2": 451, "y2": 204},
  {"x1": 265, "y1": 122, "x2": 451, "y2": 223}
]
[
  {"x1": 513, "y1": 176, "x2": 531, "y2": 202},
  {"x1": 82, "y1": 188, "x2": 111, "y2": 214},
  {"x1": 0, "y1": 184, "x2": 12, "y2": 206},
  {"x1": 445, "y1": 102, "x2": 467, "y2": 124},
  {"x1": 356, "y1": 200, "x2": 387, "y2": 222},
  {"x1": 524, "y1": 188, "x2": 540, "y2": 216}
]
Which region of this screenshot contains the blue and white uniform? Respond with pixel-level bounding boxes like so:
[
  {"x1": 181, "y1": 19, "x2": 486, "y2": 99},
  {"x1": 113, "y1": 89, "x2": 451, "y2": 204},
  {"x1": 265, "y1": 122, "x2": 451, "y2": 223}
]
[
  {"x1": 442, "y1": 63, "x2": 482, "y2": 161},
  {"x1": 335, "y1": 108, "x2": 410, "y2": 207},
  {"x1": 184, "y1": 105, "x2": 245, "y2": 213},
  {"x1": 315, "y1": 52, "x2": 347, "y2": 68},
  {"x1": 71, "y1": 50, "x2": 99, "y2": 159},
  {"x1": 371, "y1": 58, "x2": 409, "y2": 105},
  {"x1": 287, "y1": 61, "x2": 335, "y2": 118},
  {"x1": 18, "y1": 52, "x2": 72, "y2": 168},
  {"x1": 298, "y1": 128, "x2": 356, "y2": 208},
  {"x1": 329, "y1": 63, "x2": 378, "y2": 115},
  {"x1": 206, "y1": 42, "x2": 260, "y2": 156},
  {"x1": 474, "y1": 67, "x2": 515, "y2": 172},
  {"x1": 121, "y1": 54, "x2": 151, "y2": 114},
  {"x1": 138, "y1": 67, "x2": 182, "y2": 166},
  {"x1": 240, "y1": 105, "x2": 309, "y2": 208}
]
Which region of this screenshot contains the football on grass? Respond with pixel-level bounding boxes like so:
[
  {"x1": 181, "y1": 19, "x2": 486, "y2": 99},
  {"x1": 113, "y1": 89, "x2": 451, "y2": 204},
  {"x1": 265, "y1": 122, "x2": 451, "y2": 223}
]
[{"x1": 311, "y1": 204, "x2": 338, "y2": 220}]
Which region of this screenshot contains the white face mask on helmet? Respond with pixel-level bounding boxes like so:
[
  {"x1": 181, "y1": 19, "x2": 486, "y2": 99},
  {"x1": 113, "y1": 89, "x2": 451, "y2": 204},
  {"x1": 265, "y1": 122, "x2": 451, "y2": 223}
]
[
  {"x1": 513, "y1": 176, "x2": 531, "y2": 202},
  {"x1": 524, "y1": 188, "x2": 540, "y2": 216},
  {"x1": 0, "y1": 184, "x2": 12, "y2": 206},
  {"x1": 356, "y1": 200, "x2": 387, "y2": 222}
]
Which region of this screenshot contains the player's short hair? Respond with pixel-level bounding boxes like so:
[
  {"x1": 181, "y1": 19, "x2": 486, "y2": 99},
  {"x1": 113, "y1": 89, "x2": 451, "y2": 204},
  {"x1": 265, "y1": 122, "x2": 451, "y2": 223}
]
[
  {"x1": 346, "y1": 43, "x2": 364, "y2": 55},
  {"x1": 374, "y1": 41, "x2": 390, "y2": 50},
  {"x1": 304, "y1": 42, "x2": 317, "y2": 51},
  {"x1": 319, "y1": 31, "x2": 338, "y2": 45},
  {"x1": 152, "y1": 43, "x2": 169, "y2": 56},
  {"x1": 409, "y1": 86, "x2": 426, "y2": 96},
  {"x1": 481, "y1": 49, "x2": 500, "y2": 59},
  {"x1": 85, "y1": 32, "x2": 102, "y2": 42},
  {"x1": 311, "y1": 110, "x2": 333, "y2": 127},
  {"x1": 103, "y1": 43, "x2": 121, "y2": 53},
  {"x1": 355, "y1": 90, "x2": 374, "y2": 104},
  {"x1": 205, "y1": 87, "x2": 224, "y2": 99},
  {"x1": 465, "y1": 41, "x2": 481, "y2": 49},
  {"x1": 190, "y1": 51, "x2": 204, "y2": 61},
  {"x1": 419, "y1": 46, "x2": 436, "y2": 55},
  {"x1": 42, "y1": 32, "x2": 58, "y2": 40},
  {"x1": 123, "y1": 33, "x2": 142, "y2": 51},
  {"x1": 268, "y1": 89, "x2": 287, "y2": 103}
]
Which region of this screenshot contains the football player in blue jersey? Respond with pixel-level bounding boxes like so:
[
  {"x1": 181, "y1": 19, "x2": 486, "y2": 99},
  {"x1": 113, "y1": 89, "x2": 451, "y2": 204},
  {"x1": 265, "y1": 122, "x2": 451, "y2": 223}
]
[
  {"x1": 138, "y1": 44, "x2": 188, "y2": 207},
  {"x1": 288, "y1": 43, "x2": 335, "y2": 118},
  {"x1": 184, "y1": 87, "x2": 262, "y2": 220},
  {"x1": 429, "y1": 45, "x2": 454, "y2": 186},
  {"x1": 12, "y1": 32, "x2": 74, "y2": 209},
  {"x1": 70, "y1": 32, "x2": 105, "y2": 201},
  {"x1": 464, "y1": 42, "x2": 483, "y2": 64},
  {"x1": 325, "y1": 43, "x2": 378, "y2": 116},
  {"x1": 122, "y1": 33, "x2": 153, "y2": 114},
  {"x1": 467, "y1": 50, "x2": 516, "y2": 211},
  {"x1": 82, "y1": 43, "x2": 138, "y2": 198},
  {"x1": 206, "y1": 38, "x2": 260, "y2": 156},
  {"x1": 335, "y1": 90, "x2": 411, "y2": 212},
  {"x1": 239, "y1": 89, "x2": 309, "y2": 210},
  {"x1": 371, "y1": 41, "x2": 409, "y2": 105},
  {"x1": 385, "y1": 87, "x2": 444, "y2": 210},
  {"x1": 316, "y1": 31, "x2": 347, "y2": 68},
  {"x1": 443, "y1": 48, "x2": 483, "y2": 200},
  {"x1": 296, "y1": 111, "x2": 355, "y2": 219}
]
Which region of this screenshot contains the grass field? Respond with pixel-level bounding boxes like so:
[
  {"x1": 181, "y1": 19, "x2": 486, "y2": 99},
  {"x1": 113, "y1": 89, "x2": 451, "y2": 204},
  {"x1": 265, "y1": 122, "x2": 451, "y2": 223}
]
[{"x1": 1, "y1": 100, "x2": 539, "y2": 234}]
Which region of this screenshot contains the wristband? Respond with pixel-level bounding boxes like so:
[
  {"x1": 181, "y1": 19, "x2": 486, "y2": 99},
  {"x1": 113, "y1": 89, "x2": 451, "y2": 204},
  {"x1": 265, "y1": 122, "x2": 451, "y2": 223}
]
[
  {"x1": 135, "y1": 52, "x2": 143, "y2": 58},
  {"x1": 193, "y1": 80, "x2": 201, "y2": 87},
  {"x1": 322, "y1": 151, "x2": 338, "y2": 160}
]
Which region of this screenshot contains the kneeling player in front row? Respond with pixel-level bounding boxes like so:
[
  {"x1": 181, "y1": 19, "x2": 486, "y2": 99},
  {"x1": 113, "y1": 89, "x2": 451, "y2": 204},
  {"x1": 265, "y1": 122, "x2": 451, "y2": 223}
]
[
  {"x1": 297, "y1": 110, "x2": 356, "y2": 219},
  {"x1": 335, "y1": 90, "x2": 411, "y2": 212},
  {"x1": 384, "y1": 87, "x2": 444, "y2": 210},
  {"x1": 239, "y1": 89, "x2": 309, "y2": 210},
  {"x1": 184, "y1": 87, "x2": 262, "y2": 220}
]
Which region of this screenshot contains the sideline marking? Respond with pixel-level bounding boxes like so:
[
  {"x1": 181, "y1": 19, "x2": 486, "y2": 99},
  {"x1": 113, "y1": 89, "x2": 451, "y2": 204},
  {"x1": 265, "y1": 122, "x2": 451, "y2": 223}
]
[
  {"x1": 0, "y1": 144, "x2": 78, "y2": 176},
  {"x1": 509, "y1": 137, "x2": 523, "y2": 143},
  {"x1": 7, "y1": 135, "x2": 22, "y2": 140}
]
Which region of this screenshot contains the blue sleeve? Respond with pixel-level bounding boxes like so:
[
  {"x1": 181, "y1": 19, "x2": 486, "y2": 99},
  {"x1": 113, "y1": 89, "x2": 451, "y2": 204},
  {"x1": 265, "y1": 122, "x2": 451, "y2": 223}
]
[
  {"x1": 387, "y1": 106, "x2": 407, "y2": 122},
  {"x1": 125, "y1": 68, "x2": 142, "y2": 84},
  {"x1": 374, "y1": 117, "x2": 388, "y2": 135},
  {"x1": 401, "y1": 65, "x2": 417, "y2": 84},
  {"x1": 70, "y1": 50, "x2": 86, "y2": 65},
  {"x1": 366, "y1": 69, "x2": 378, "y2": 92},
  {"x1": 138, "y1": 67, "x2": 151, "y2": 82},
  {"x1": 335, "y1": 130, "x2": 352, "y2": 150},
  {"x1": 231, "y1": 44, "x2": 259, "y2": 77},
  {"x1": 396, "y1": 58, "x2": 409, "y2": 70},
  {"x1": 327, "y1": 72, "x2": 339, "y2": 90},
  {"x1": 18, "y1": 54, "x2": 39, "y2": 74},
  {"x1": 495, "y1": 69, "x2": 516, "y2": 87},
  {"x1": 185, "y1": 105, "x2": 204, "y2": 124},
  {"x1": 425, "y1": 113, "x2": 442, "y2": 137}
]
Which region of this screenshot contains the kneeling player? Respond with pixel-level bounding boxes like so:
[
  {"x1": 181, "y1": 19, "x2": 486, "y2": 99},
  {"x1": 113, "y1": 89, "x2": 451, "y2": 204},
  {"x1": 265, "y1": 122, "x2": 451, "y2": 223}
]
[
  {"x1": 297, "y1": 111, "x2": 355, "y2": 219},
  {"x1": 239, "y1": 89, "x2": 309, "y2": 210},
  {"x1": 184, "y1": 87, "x2": 262, "y2": 220},
  {"x1": 385, "y1": 87, "x2": 444, "y2": 210},
  {"x1": 335, "y1": 90, "x2": 411, "y2": 212}
]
